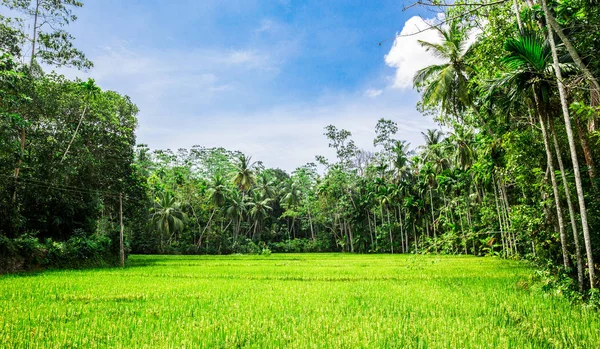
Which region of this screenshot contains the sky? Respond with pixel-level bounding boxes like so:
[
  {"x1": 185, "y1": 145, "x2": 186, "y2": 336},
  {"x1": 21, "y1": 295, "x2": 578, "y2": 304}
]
[{"x1": 45, "y1": 0, "x2": 446, "y2": 172}]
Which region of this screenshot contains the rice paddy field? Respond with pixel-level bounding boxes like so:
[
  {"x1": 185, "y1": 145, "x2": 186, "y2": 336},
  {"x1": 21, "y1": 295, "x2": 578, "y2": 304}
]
[{"x1": 0, "y1": 254, "x2": 599, "y2": 348}]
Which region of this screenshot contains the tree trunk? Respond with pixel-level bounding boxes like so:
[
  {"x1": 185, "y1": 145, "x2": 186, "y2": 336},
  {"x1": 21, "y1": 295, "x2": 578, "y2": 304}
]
[
  {"x1": 550, "y1": 117, "x2": 585, "y2": 290},
  {"x1": 197, "y1": 209, "x2": 216, "y2": 249},
  {"x1": 574, "y1": 117, "x2": 597, "y2": 190},
  {"x1": 429, "y1": 186, "x2": 437, "y2": 252},
  {"x1": 348, "y1": 220, "x2": 354, "y2": 253},
  {"x1": 513, "y1": 0, "x2": 524, "y2": 32},
  {"x1": 493, "y1": 174, "x2": 508, "y2": 257},
  {"x1": 543, "y1": 0, "x2": 596, "y2": 288},
  {"x1": 537, "y1": 107, "x2": 570, "y2": 269},
  {"x1": 61, "y1": 104, "x2": 88, "y2": 163},
  {"x1": 307, "y1": 206, "x2": 315, "y2": 241},
  {"x1": 398, "y1": 207, "x2": 405, "y2": 253},
  {"x1": 387, "y1": 208, "x2": 393, "y2": 254}
]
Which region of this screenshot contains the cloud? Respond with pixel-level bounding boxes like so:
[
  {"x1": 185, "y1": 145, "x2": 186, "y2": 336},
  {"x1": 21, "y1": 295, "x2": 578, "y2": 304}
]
[
  {"x1": 384, "y1": 15, "x2": 445, "y2": 89},
  {"x1": 384, "y1": 14, "x2": 482, "y2": 90},
  {"x1": 365, "y1": 89, "x2": 383, "y2": 98}
]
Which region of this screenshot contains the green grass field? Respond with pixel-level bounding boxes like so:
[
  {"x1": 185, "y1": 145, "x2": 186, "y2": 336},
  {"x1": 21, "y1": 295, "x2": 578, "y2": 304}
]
[{"x1": 1, "y1": 254, "x2": 598, "y2": 348}]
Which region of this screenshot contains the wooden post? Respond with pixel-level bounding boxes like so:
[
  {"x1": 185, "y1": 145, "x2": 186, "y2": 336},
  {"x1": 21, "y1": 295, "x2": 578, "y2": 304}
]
[{"x1": 119, "y1": 192, "x2": 124, "y2": 268}]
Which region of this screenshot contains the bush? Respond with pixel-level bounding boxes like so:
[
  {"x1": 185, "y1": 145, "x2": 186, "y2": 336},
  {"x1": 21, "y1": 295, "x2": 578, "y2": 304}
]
[{"x1": 0, "y1": 231, "x2": 121, "y2": 274}]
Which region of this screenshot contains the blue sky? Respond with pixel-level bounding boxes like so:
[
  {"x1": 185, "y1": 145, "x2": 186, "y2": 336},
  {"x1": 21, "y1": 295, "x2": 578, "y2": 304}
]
[{"x1": 55, "y1": 0, "x2": 442, "y2": 172}]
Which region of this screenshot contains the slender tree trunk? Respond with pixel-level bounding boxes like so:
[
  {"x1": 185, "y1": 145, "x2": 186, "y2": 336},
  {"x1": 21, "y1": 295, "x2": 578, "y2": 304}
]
[
  {"x1": 119, "y1": 193, "x2": 124, "y2": 268},
  {"x1": 493, "y1": 174, "x2": 508, "y2": 257},
  {"x1": 412, "y1": 221, "x2": 418, "y2": 254},
  {"x1": 429, "y1": 186, "x2": 437, "y2": 253},
  {"x1": 348, "y1": 221, "x2": 354, "y2": 253},
  {"x1": 367, "y1": 211, "x2": 374, "y2": 250},
  {"x1": 513, "y1": 0, "x2": 524, "y2": 32},
  {"x1": 386, "y1": 208, "x2": 393, "y2": 254},
  {"x1": 373, "y1": 209, "x2": 378, "y2": 251},
  {"x1": 398, "y1": 206, "x2": 405, "y2": 253},
  {"x1": 307, "y1": 206, "x2": 315, "y2": 241},
  {"x1": 61, "y1": 104, "x2": 88, "y2": 163},
  {"x1": 197, "y1": 209, "x2": 216, "y2": 249},
  {"x1": 543, "y1": 0, "x2": 596, "y2": 288},
  {"x1": 550, "y1": 117, "x2": 585, "y2": 290},
  {"x1": 574, "y1": 117, "x2": 597, "y2": 189},
  {"x1": 537, "y1": 108, "x2": 570, "y2": 268}
]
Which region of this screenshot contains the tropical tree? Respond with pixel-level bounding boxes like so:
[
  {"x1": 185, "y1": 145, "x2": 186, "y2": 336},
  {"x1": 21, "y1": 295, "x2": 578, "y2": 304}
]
[
  {"x1": 413, "y1": 21, "x2": 478, "y2": 122},
  {"x1": 150, "y1": 191, "x2": 187, "y2": 251}
]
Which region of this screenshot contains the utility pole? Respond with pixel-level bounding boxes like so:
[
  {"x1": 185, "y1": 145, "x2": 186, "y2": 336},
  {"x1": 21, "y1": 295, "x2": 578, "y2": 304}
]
[{"x1": 119, "y1": 192, "x2": 124, "y2": 268}]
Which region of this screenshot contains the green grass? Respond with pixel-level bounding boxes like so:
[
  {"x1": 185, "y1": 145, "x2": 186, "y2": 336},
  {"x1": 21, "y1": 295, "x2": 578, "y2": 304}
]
[{"x1": 0, "y1": 254, "x2": 598, "y2": 348}]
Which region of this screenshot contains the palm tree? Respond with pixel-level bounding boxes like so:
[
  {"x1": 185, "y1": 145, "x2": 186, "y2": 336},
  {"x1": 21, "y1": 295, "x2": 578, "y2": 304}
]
[
  {"x1": 225, "y1": 190, "x2": 245, "y2": 240},
  {"x1": 232, "y1": 154, "x2": 257, "y2": 196},
  {"x1": 198, "y1": 174, "x2": 229, "y2": 248},
  {"x1": 281, "y1": 179, "x2": 302, "y2": 238},
  {"x1": 150, "y1": 191, "x2": 187, "y2": 252},
  {"x1": 445, "y1": 127, "x2": 475, "y2": 171},
  {"x1": 256, "y1": 172, "x2": 276, "y2": 199},
  {"x1": 246, "y1": 191, "x2": 273, "y2": 239},
  {"x1": 493, "y1": 32, "x2": 573, "y2": 272},
  {"x1": 413, "y1": 21, "x2": 478, "y2": 122},
  {"x1": 391, "y1": 140, "x2": 410, "y2": 181}
]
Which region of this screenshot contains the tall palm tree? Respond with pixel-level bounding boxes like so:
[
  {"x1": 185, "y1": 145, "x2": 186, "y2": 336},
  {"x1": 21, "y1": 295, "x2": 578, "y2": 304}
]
[
  {"x1": 391, "y1": 140, "x2": 410, "y2": 181},
  {"x1": 281, "y1": 179, "x2": 302, "y2": 238},
  {"x1": 413, "y1": 21, "x2": 478, "y2": 121},
  {"x1": 150, "y1": 191, "x2": 187, "y2": 251},
  {"x1": 198, "y1": 174, "x2": 229, "y2": 248},
  {"x1": 232, "y1": 154, "x2": 257, "y2": 195},
  {"x1": 246, "y1": 191, "x2": 273, "y2": 239},
  {"x1": 225, "y1": 190, "x2": 245, "y2": 240},
  {"x1": 256, "y1": 172, "x2": 276, "y2": 199}
]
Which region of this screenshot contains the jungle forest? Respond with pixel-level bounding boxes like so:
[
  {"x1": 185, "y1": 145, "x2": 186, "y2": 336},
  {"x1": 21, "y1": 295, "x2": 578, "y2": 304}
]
[{"x1": 1, "y1": 0, "x2": 600, "y2": 347}]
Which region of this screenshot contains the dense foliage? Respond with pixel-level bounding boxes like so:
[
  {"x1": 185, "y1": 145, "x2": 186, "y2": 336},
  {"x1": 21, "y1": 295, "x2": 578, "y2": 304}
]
[{"x1": 0, "y1": 0, "x2": 147, "y2": 271}]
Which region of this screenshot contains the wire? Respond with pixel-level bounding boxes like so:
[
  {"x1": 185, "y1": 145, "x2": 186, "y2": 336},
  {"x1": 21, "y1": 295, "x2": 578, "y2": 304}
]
[{"x1": 1, "y1": 173, "x2": 149, "y2": 203}]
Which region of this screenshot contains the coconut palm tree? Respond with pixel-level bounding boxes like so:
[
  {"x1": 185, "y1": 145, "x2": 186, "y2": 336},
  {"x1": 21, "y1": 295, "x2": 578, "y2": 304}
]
[
  {"x1": 198, "y1": 174, "x2": 229, "y2": 249},
  {"x1": 225, "y1": 190, "x2": 245, "y2": 240},
  {"x1": 150, "y1": 191, "x2": 187, "y2": 251},
  {"x1": 246, "y1": 191, "x2": 273, "y2": 239},
  {"x1": 413, "y1": 21, "x2": 478, "y2": 122},
  {"x1": 232, "y1": 154, "x2": 257, "y2": 196},
  {"x1": 281, "y1": 179, "x2": 302, "y2": 238}
]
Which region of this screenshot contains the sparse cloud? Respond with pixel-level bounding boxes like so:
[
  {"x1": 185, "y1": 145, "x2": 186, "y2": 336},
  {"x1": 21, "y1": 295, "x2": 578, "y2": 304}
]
[{"x1": 365, "y1": 89, "x2": 383, "y2": 98}]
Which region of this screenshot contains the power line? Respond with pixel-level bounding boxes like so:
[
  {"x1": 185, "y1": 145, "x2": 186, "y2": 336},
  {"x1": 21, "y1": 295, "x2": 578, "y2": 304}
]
[{"x1": 1, "y1": 173, "x2": 149, "y2": 203}]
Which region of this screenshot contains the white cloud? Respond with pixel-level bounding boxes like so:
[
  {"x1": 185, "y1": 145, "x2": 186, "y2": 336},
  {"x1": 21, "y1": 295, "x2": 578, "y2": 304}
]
[
  {"x1": 384, "y1": 14, "x2": 482, "y2": 89},
  {"x1": 384, "y1": 15, "x2": 445, "y2": 89},
  {"x1": 364, "y1": 88, "x2": 383, "y2": 98}
]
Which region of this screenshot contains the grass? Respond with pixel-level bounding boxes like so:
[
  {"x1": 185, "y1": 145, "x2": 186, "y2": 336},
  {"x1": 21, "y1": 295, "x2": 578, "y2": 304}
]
[{"x1": 0, "y1": 254, "x2": 598, "y2": 348}]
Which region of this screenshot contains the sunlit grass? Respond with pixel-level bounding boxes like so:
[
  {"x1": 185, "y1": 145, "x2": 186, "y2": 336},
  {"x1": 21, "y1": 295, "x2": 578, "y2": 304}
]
[{"x1": 1, "y1": 254, "x2": 598, "y2": 348}]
